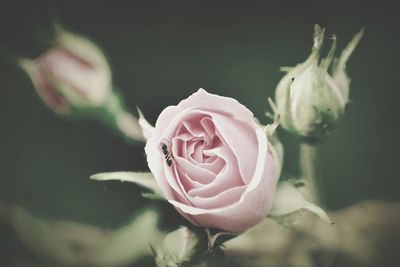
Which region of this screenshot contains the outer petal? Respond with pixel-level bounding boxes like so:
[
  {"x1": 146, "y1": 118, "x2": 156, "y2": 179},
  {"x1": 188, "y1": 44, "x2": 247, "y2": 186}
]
[
  {"x1": 18, "y1": 58, "x2": 69, "y2": 114},
  {"x1": 145, "y1": 133, "x2": 176, "y2": 200},
  {"x1": 55, "y1": 24, "x2": 111, "y2": 86},
  {"x1": 212, "y1": 113, "x2": 257, "y2": 183},
  {"x1": 169, "y1": 129, "x2": 279, "y2": 232},
  {"x1": 154, "y1": 89, "x2": 255, "y2": 135},
  {"x1": 39, "y1": 48, "x2": 110, "y2": 105}
]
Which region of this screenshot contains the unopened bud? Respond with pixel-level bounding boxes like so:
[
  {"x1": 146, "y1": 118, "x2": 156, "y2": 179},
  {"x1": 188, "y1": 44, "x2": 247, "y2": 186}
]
[
  {"x1": 19, "y1": 25, "x2": 112, "y2": 115},
  {"x1": 19, "y1": 25, "x2": 145, "y2": 142},
  {"x1": 272, "y1": 25, "x2": 363, "y2": 143}
]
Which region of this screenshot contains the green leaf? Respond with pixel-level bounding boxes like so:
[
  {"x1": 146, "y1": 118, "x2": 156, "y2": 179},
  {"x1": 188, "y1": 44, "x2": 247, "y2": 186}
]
[
  {"x1": 269, "y1": 181, "x2": 331, "y2": 226},
  {"x1": 90, "y1": 171, "x2": 165, "y2": 200}
]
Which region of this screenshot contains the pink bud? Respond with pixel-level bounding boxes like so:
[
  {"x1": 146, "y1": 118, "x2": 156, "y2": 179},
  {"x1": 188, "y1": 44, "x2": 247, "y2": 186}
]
[{"x1": 19, "y1": 27, "x2": 112, "y2": 114}]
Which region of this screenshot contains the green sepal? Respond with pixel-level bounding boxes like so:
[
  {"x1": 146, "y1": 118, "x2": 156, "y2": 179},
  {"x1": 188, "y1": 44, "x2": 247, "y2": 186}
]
[
  {"x1": 153, "y1": 227, "x2": 227, "y2": 267},
  {"x1": 332, "y1": 28, "x2": 364, "y2": 103},
  {"x1": 154, "y1": 227, "x2": 200, "y2": 267},
  {"x1": 268, "y1": 181, "x2": 332, "y2": 227},
  {"x1": 265, "y1": 114, "x2": 284, "y2": 175}
]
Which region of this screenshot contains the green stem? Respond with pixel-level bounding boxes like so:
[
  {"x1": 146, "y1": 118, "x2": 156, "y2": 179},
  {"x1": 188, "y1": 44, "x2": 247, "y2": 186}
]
[
  {"x1": 299, "y1": 144, "x2": 319, "y2": 204},
  {"x1": 99, "y1": 93, "x2": 146, "y2": 143}
]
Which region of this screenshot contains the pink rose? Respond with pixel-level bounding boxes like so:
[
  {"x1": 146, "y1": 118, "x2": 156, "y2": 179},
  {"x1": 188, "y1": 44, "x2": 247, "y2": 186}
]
[{"x1": 145, "y1": 89, "x2": 280, "y2": 232}]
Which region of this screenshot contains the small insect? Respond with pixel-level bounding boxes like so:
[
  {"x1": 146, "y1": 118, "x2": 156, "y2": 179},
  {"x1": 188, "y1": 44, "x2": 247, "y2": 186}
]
[{"x1": 160, "y1": 142, "x2": 173, "y2": 166}]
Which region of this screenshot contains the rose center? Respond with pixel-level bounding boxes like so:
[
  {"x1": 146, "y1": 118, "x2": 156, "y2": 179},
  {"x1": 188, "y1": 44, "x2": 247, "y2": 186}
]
[{"x1": 171, "y1": 114, "x2": 225, "y2": 177}]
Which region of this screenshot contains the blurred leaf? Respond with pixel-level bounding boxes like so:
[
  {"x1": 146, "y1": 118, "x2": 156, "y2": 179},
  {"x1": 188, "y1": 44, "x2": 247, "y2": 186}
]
[
  {"x1": 8, "y1": 205, "x2": 162, "y2": 267},
  {"x1": 10, "y1": 206, "x2": 81, "y2": 265},
  {"x1": 94, "y1": 207, "x2": 161, "y2": 267}
]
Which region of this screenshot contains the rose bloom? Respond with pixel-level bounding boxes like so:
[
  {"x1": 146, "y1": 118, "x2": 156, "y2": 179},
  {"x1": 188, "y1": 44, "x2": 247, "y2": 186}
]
[{"x1": 145, "y1": 89, "x2": 280, "y2": 232}]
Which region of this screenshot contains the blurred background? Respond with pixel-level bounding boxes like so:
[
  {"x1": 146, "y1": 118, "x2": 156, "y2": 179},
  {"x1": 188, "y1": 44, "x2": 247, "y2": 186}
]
[{"x1": 0, "y1": 1, "x2": 399, "y2": 266}]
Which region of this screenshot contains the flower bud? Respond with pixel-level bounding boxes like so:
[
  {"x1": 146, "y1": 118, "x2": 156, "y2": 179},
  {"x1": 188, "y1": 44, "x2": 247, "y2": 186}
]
[
  {"x1": 19, "y1": 25, "x2": 112, "y2": 115},
  {"x1": 154, "y1": 227, "x2": 200, "y2": 267},
  {"x1": 18, "y1": 25, "x2": 146, "y2": 142},
  {"x1": 271, "y1": 25, "x2": 363, "y2": 143}
]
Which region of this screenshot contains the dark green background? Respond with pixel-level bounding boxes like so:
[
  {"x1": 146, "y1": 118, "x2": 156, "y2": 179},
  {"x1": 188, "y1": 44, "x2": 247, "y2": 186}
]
[{"x1": 0, "y1": 0, "x2": 399, "y2": 265}]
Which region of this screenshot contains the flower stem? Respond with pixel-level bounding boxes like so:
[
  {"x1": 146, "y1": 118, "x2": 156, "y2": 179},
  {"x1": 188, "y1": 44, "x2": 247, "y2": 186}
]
[
  {"x1": 299, "y1": 144, "x2": 319, "y2": 204},
  {"x1": 99, "y1": 92, "x2": 146, "y2": 143}
]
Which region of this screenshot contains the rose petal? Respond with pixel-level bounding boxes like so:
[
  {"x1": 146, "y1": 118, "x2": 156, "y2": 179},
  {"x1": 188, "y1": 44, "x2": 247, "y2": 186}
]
[
  {"x1": 200, "y1": 117, "x2": 216, "y2": 139},
  {"x1": 189, "y1": 186, "x2": 246, "y2": 209},
  {"x1": 212, "y1": 113, "x2": 258, "y2": 184},
  {"x1": 145, "y1": 135, "x2": 176, "y2": 200},
  {"x1": 154, "y1": 89, "x2": 255, "y2": 137},
  {"x1": 186, "y1": 139, "x2": 203, "y2": 163},
  {"x1": 169, "y1": 129, "x2": 278, "y2": 232},
  {"x1": 188, "y1": 146, "x2": 243, "y2": 198},
  {"x1": 177, "y1": 89, "x2": 254, "y2": 122},
  {"x1": 174, "y1": 130, "x2": 193, "y2": 141},
  {"x1": 40, "y1": 48, "x2": 109, "y2": 104},
  {"x1": 198, "y1": 157, "x2": 225, "y2": 174},
  {"x1": 175, "y1": 166, "x2": 204, "y2": 191},
  {"x1": 183, "y1": 119, "x2": 207, "y2": 140},
  {"x1": 173, "y1": 156, "x2": 215, "y2": 184}
]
